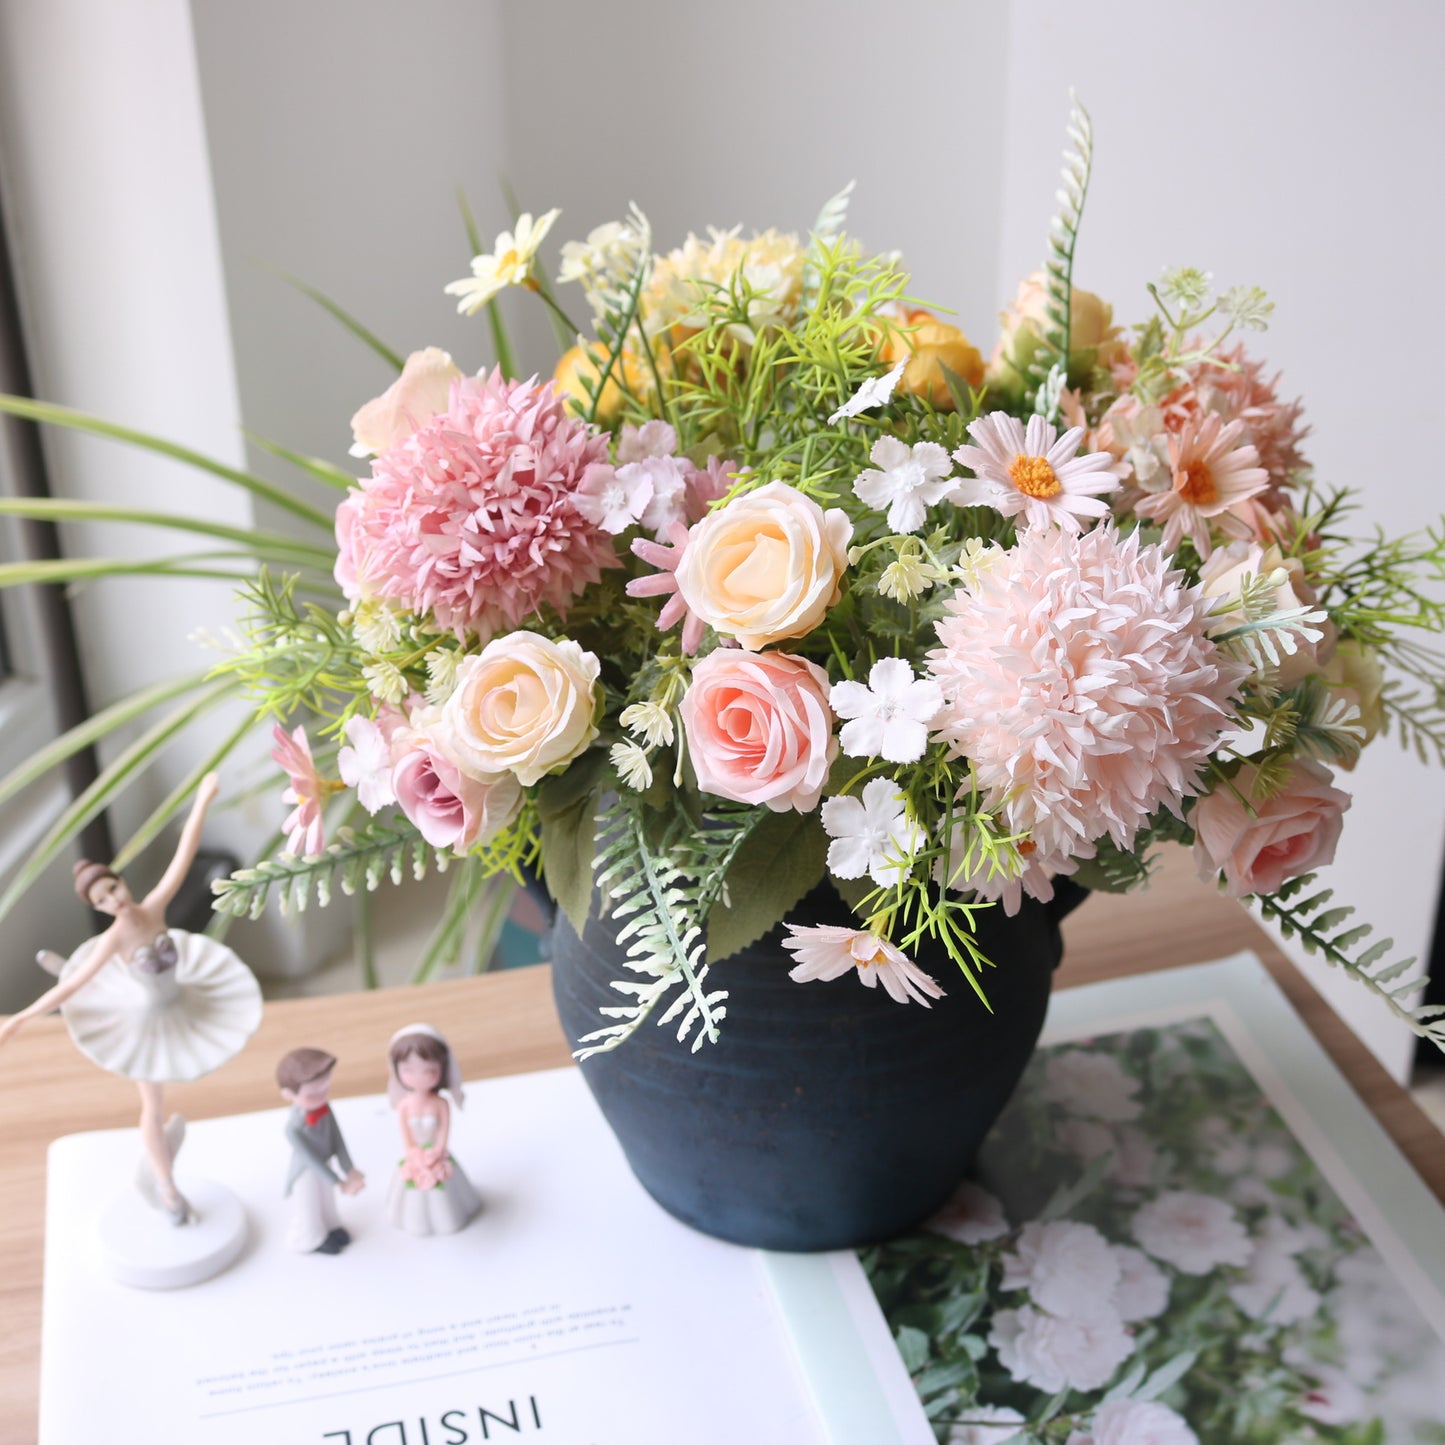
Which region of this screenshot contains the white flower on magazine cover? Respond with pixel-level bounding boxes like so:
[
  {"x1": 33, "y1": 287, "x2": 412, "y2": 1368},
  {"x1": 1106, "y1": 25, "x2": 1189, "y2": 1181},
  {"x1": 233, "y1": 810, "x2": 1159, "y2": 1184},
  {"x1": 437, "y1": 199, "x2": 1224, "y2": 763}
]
[
  {"x1": 1227, "y1": 1240, "x2": 1321, "y2": 1326},
  {"x1": 1111, "y1": 1244, "x2": 1170, "y2": 1322},
  {"x1": 1295, "y1": 1366, "x2": 1370, "y2": 1426},
  {"x1": 946, "y1": 1404, "x2": 1026, "y2": 1445},
  {"x1": 1000, "y1": 1220, "x2": 1121, "y2": 1322},
  {"x1": 927, "y1": 1179, "x2": 1009, "y2": 1244},
  {"x1": 1131, "y1": 1190, "x2": 1251, "y2": 1275},
  {"x1": 989, "y1": 1304, "x2": 1134, "y2": 1394},
  {"x1": 1067, "y1": 1398, "x2": 1199, "y2": 1445},
  {"x1": 1040, "y1": 1049, "x2": 1142, "y2": 1123}
]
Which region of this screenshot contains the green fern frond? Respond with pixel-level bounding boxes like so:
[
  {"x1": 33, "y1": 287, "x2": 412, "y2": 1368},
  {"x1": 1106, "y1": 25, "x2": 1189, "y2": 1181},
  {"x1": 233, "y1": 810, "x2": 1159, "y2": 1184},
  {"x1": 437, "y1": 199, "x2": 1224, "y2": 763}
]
[
  {"x1": 802, "y1": 180, "x2": 856, "y2": 312},
  {"x1": 1379, "y1": 680, "x2": 1445, "y2": 765},
  {"x1": 1248, "y1": 872, "x2": 1445, "y2": 1051},
  {"x1": 211, "y1": 818, "x2": 451, "y2": 920},
  {"x1": 1029, "y1": 92, "x2": 1094, "y2": 410}
]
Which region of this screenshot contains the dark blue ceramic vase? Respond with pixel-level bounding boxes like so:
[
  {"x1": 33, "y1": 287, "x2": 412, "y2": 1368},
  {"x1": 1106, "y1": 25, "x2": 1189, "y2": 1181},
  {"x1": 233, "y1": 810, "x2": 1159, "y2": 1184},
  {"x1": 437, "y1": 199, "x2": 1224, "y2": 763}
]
[{"x1": 549, "y1": 878, "x2": 1087, "y2": 1252}]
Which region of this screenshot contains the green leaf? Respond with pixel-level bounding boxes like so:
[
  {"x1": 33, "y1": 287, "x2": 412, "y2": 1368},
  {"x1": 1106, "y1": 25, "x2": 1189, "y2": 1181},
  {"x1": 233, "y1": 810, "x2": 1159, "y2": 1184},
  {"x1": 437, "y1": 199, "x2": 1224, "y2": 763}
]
[
  {"x1": 273, "y1": 272, "x2": 405, "y2": 372},
  {"x1": 535, "y1": 753, "x2": 607, "y2": 935},
  {"x1": 705, "y1": 809, "x2": 827, "y2": 963},
  {"x1": 245, "y1": 430, "x2": 357, "y2": 491},
  {"x1": 894, "y1": 1324, "x2": 930, "y2": 1374},
  {"x1": 0, "y1": 393, "x2": 334, "y2": 531}
]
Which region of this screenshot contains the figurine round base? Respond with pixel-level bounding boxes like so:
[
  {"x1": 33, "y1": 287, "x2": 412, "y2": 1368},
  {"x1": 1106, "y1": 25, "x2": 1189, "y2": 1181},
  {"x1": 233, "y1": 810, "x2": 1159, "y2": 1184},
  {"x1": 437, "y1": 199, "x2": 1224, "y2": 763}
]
[{"x1": 95, "y1": 1178, "x2": 248, "y2": 1289}]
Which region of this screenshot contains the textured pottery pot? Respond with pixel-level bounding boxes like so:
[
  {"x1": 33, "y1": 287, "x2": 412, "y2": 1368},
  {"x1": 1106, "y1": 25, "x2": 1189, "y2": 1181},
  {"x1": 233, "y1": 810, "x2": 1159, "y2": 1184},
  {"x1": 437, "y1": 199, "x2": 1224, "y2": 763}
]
[{"x1": 550, "y1": 878, "x2": 1087, "y2": 1252}]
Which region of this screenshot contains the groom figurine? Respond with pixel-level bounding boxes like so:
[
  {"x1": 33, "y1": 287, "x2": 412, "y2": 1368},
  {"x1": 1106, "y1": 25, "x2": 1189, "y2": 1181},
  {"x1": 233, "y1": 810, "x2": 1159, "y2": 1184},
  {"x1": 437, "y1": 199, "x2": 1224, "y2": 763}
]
[{"x1": 276, "y1": 1047, "x2": 366, "y2": 1254}]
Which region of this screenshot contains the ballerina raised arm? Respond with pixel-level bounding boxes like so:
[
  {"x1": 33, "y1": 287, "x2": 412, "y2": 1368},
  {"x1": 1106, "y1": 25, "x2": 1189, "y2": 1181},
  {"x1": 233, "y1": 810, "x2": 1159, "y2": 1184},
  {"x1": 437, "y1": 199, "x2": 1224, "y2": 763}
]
[{"x1": 143, "y1": 770, "x2": 221, "y2": 913}]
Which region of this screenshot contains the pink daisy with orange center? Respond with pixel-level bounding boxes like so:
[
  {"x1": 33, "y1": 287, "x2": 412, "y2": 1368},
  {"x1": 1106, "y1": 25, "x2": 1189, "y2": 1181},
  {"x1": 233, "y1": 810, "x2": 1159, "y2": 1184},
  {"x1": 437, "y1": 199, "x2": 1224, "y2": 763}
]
[
  {"x1": 782, "y1": 925, "x2": 945, "y2": 1007},
  {"x1": 1133, "y1": 413, "x2": 1269, "y2": 559},
  {"x1": 951, "y1": 412, "x2": 1121, "y2": 532}
]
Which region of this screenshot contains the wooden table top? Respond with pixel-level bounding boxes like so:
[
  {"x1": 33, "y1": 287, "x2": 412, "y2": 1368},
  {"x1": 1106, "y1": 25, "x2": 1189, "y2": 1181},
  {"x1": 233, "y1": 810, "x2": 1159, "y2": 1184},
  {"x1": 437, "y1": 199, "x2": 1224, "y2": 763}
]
[{"x1": 2, "y1": 848, "x2": 1441, "y2": 1440}]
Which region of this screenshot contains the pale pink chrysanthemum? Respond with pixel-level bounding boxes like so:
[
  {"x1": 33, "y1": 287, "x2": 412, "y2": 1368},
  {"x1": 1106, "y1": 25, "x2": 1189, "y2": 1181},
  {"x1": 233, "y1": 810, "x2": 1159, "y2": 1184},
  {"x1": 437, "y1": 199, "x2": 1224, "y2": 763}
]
[
  {"x1": 627, "y1": 522, "x2": 706, "y2": 653},
  {"x1": 271, "y1": 723, "x2": 335, "y2": 856},
  {"x1": 334, "y1": 369, "x2": 616, "y2": 639},
  {"x1": 782, "y1": 925, "x2": 945, "y2": 1007},
  {"x1": 951, "y1": 412, "x2": 1121, "y2": 532},
  {"x1": 1133, "y1": 413, "x2": 1269, "y2": 559},
  {"x1": 926, "y1": 525, "x2": 1246, "y2": 870}
]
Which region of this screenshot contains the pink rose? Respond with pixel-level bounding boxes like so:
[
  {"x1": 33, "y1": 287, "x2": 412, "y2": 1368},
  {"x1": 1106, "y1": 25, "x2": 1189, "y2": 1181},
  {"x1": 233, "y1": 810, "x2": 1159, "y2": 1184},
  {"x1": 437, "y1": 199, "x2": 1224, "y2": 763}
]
[
  {"x1": 349, "y1": 346, "x2": 460, "y2": 458},
  {"x1": 681, "y1": 650, "x2": 837, "y2": 812},
  {"x1": 391, "y1": 722, "x2": 521, "y2": 849},
  {"x1": 1192, "y1": 760, "x2": 1351, "y2": 897}
]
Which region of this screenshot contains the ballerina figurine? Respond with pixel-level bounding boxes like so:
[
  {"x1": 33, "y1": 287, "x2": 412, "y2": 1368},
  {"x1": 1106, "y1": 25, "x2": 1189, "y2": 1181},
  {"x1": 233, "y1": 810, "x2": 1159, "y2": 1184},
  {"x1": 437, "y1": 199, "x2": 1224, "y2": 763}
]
[
  {"x1": 384, "y1": 1023, "x2": 481, "y2": 1237},
  {"x1": 0, "y1": 772, "x2": 262, "y2": 1225}
]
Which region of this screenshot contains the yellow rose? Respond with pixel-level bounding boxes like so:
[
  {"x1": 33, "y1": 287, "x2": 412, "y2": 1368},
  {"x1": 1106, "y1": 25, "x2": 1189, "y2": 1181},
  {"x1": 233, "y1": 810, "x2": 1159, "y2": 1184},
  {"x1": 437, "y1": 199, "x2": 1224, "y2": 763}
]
[
  {"x1": 1320, "y1": 640, "x2": 1386, "y2": 762},
  {"x1": 552, "y1": 344, "x2": 649, "y2": 426},
  {"x1": 675, "y1": 481, "x2": 852, "y2": 651},
  {"x1": 984, "y1": 271, "x2": 1123, "y2": 402},
  {"x1": 440, "y1": 632, "x2": 600, "y2": 786},
  {"x1": 349, "y1": 347, "x2": 460, "y2": 458},
  {"x1": 878, "y1": 308, "x2": 985, "y2": 411}
]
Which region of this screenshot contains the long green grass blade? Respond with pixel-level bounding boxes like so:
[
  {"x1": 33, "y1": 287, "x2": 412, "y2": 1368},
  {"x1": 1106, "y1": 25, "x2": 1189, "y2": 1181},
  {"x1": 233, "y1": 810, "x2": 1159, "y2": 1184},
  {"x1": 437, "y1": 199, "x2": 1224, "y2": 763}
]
[
  {"x1": 0, "y1": 394, "x2": 333, "y2": 532},
  {"x1": 245, "y1": 431, "x2": 356, "y2": 492},
  {"x1": 0, "y1": 678, "x2": 240, "y2": 928},
  {"x1": 457, "y1": 186, "x2": 484, "y2": 255},
  {"x1": 456, "y1": 187, "x2": 519, "y2": 378},
  {"x1": 356, "y1": 884, "x2": 378, "y2": 989},
  {"x1": 110, "y1": 709, "x2": 258, "y2": 872},
  {"x1": 412, "y1": 856, "x2": 484, "y2": 983},
  {"x1": 0, "y1": 556, "x2": 261, "y2": 587},
  {"x1": 0, "y1": 671, "x2": 209, "y2": 814},
  {"x1": 274, "y1": 272, "x2": 405, "y2": 373},
  {"x1": 0, "y1": 497, "x2": 335, "y2": 566}
]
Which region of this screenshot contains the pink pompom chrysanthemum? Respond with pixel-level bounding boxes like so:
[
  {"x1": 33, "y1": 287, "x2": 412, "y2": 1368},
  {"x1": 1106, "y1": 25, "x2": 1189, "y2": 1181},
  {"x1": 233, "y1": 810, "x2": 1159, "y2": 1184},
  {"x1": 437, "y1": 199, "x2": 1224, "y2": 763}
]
[
  {"x1": 334, "y1": 369, "x2": 616, "y2": 638},
  {"x1": 926, "y1": 524, "x2": 1246, "y2": 872}
]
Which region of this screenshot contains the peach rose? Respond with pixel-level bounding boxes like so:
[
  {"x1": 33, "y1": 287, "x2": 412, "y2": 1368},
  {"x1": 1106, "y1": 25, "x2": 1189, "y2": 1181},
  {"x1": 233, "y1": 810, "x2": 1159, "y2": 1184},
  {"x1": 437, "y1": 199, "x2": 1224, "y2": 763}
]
[
  {"x1": 441, "y1": 632, "x2": 600, "y2": 786},
  {"x1": 985, "y1": 271, "x2": 1122, "y2": 402},
  {"x1": 1320, "y1": 639, "x2": 1385, "y2": 759},
  {"x1": 1192, "y1": 760, "x2": 1351, "y2": 898},
  {"x1": 350, "y1": 347, "x2": 461, "y2": 458},
  {"x1": 681, "y1": 650, "x2": 837, "y2": 812},
  {"x1": 390, "y1": 718, "x2": 522, "y2": 849},
  {"x1": 878, "y1": 308, "x2": 985, "y2": 411},
  {"x1": 1199, "y1": 541, "x2": 1336, "y2": 688},
  {"x1": 675, "y1": 481, "x2": 851, "y2": 651}
]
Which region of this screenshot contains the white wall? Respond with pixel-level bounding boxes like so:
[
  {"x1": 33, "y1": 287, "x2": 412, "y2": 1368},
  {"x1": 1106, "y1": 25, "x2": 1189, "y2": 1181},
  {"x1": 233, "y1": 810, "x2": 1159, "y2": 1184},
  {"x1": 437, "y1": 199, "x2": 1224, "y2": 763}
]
[{"x1": 997, "y1": 0, "x2": 1445, "y2": 1078}]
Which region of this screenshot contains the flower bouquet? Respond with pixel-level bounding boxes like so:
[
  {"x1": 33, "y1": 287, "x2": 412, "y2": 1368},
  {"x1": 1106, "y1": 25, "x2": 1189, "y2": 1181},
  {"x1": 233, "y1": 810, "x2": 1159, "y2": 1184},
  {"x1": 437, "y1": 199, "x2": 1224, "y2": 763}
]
[{"x1": 3, "y1": 100, "x2": 1443, "y2": 1240}]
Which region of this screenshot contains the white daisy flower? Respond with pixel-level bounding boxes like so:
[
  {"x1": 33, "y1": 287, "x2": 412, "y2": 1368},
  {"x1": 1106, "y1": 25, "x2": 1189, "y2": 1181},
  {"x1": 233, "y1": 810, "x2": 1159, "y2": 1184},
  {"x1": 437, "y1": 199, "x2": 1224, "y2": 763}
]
[
  {"x1": 338, "y1": 716, "x2": 396, "y2": 814},
  {"x1": 830, "y1": 657, "x2": 943, "y2": 764},
  {"x1": 827, "y1": 358, "x2": 906, "y2": 424},
  {"x1": 557, "y1": 220, "x2": 636, "y2": 286},
  {"x1": 820, "y1": 777, "x2": 926, "y2": 888},
  {"x1": 782, "y1": 924, "x2": 944, "y2": 1007},
  {"x1": 444, "y1": 208, "x2": 561, "y2": 315},
  {"x1": 853, "y1": 436, "x2": 955, "y2": 535},
  {"x1": 951, "y1": 411, "x2": 1120, "y2": 531}
]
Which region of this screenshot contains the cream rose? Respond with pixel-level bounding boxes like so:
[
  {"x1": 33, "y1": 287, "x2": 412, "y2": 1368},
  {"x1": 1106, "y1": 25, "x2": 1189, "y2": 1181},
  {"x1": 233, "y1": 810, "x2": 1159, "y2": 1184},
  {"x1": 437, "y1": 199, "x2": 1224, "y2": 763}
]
[
  {"x1": 681, "y1": 649, "x2": 837, "y2": 812},
  {"x1": 985, "y1": 271, "x2": 1122, "y2": 401},
  {"x1": 1199, "y1": 540, "x2": 1336, "y2": 688},
  {"x1": 1191, "y1": 759, "x2": 1351, "y2": 898},
  {"x1": 441, "y1": 631, "x2": 600, "y2": 786},
  {"x1": 675, "y1": 481, "x2": 851, "y2": 650},
  {"x1": 349, "y1": 347, "x2": 461, "y2": 458}
]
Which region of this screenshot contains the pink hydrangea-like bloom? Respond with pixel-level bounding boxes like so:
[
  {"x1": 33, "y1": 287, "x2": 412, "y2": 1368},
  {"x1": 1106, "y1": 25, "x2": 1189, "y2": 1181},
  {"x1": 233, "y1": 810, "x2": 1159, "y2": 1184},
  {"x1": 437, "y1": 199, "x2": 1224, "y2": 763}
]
[
  {"x1": 681, "y1": 649, "x2": 837, "y2": 812},
  {"x1": 1191, "y1": 759, "x2": 1350, "y2": 897},
  {"x1": 927, "y1": 525, "x2": 1245, "y2": 872},
  {"x1": 334, "y1": 369, "x2": 616, "y2": 638},
  {"x1": 271, "y1": 723, "x2": 332, "y2": 856},
  {"x1": 782, "y1": 925, "x2": 945, "y2": 1006}
]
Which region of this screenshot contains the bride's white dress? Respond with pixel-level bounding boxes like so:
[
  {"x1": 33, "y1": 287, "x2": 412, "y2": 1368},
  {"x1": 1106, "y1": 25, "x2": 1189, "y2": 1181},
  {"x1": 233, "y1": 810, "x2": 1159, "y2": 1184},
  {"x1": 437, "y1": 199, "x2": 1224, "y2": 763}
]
[{"x1": 385, "y1": 1110, "x2": 482, "y2": 1236}]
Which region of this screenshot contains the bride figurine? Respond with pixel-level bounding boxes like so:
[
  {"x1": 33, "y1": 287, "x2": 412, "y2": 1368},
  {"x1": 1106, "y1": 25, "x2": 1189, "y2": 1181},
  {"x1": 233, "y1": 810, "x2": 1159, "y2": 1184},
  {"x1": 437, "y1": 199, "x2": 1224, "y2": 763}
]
[
  {"x1": 384, "y1": 1023, "x2": 481, "y2": 1237},
  {"x1": 0, "y1": 772, "x2": 262, "y2": 1227}
]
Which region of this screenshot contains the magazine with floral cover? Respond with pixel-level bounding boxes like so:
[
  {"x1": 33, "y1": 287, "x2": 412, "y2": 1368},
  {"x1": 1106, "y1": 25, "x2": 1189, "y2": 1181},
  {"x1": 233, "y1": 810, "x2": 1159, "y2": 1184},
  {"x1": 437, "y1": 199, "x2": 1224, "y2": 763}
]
[{"x1": 767, "y1": 952, "x2": 1445, "y2": 1443}]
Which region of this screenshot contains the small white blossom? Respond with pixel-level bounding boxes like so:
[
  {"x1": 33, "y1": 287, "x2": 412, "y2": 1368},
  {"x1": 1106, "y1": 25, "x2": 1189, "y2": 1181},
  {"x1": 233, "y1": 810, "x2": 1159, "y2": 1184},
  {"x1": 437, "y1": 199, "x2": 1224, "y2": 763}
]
[
  {"x1": 424, "y1": 647, "x2": 460, "y2": 705},
  {"x1": 1040, "y1": 1049, "x2": 1142, "y2": 1123},
  {"x1": 337, "y1": 715, "x2": 396, "y2": 814},
  {"x1": 1219, "y1": 283, "x2": 1274, "y2": 331},
  {"x1": 853, "y1": 436, "x2": 955, "y2": 535},
  {"x1": 362, "y1": 659, "x2": 408, "y2": 705},
  {"x1": 1111, "y1": 1245, "x2": 1170, "y2": 1322},
  {"x1": 1227, "y1": 1238, "x2": 1321, "y2": 1325},
  {"x1": 1001, "y1": 1220, "x2": 1122, "y2": 1322},
  {"x1": 1157, "y1": 266, "x2": 1212, "y2": 310},
  {"x1": 615, "y1": 419, "x2": 678, "y2": 464},
  {"x1": 820, "y1": 777, "x2": 926, "y2": 888},
  {"x1": 830, "y1": 657, "x2": 944, "y2": 764},
  {"x1": 444, "y1": 209, "x2": 560, "y2": 315},
  {"x1": 927, "y1": 1180, "x2": 1009, "y2": 1244},
  {"x1": 828, "y1": 358, "x2": 906, "y2": 424},
  {"x1": 573, "y1": 462, "x2": 654, "y2": 534},
  {"x1": 953, "y1": 536, "x2": 1006, "y2": 590},
  {"x1": 557, "y1": 220, "x2": 638, "y2": 287},
  {"x1": 619, "y1": 700, "x2": 675, "y2": 749},
  {"x1": 610, "y1": 741, "x2": 653, "y2": 791},
  {"x1": 1132, "y1": 1191, "x2": 1252, "y2": 1275},
  {"x1": 989, "y1": 1305, "x2": 1134, "y2": 1395},
  {"x1": 631, "y1": 455, "x2": 692, "y2": 537},
  {"x1": 1085, "y1": 1399, "x2": 1199, "y2": 1445},
  {"x1": 878, "y1": 551, "x2": 942, "y2": 603},
  {"x1": 351, "y1": 597, "x2": 403, "y2": 654}
]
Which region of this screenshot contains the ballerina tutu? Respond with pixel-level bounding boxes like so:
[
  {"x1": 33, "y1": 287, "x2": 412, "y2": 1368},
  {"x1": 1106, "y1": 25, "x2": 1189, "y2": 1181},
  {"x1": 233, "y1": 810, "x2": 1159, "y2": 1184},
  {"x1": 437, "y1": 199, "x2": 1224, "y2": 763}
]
[{"x1": 59, "y1": 928, "x2": 262, "y2": 1083}]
